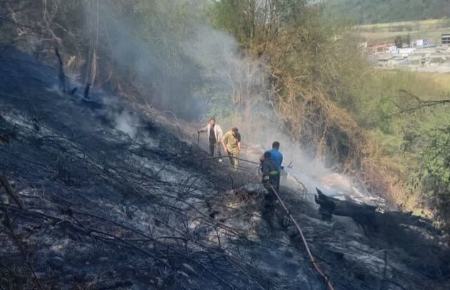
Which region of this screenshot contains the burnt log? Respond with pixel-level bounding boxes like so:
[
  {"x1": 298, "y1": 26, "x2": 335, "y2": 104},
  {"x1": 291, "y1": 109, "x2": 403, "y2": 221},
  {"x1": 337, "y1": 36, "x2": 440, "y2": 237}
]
[
  {"x1": 84, "y1": 82, "x2": 91, "y2": 99},
  {"x1": 315, "y1": 188, "x2": 377, "y2": 232},
  {"x1": 55, "y1": 47, "x2": 66, "y2": 93}
]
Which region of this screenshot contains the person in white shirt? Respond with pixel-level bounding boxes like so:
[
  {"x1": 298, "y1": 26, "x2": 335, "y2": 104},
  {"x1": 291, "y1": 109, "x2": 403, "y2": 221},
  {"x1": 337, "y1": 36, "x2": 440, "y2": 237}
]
[{"x1": 198, "y1": 117, "x2": 223, "y2": 158}]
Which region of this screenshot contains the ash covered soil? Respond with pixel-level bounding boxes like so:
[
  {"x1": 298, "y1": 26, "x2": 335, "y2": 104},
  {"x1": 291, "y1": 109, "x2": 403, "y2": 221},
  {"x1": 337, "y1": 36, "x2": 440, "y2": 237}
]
[{"x1": 0, "y1": 47, "x2": 449, "y2": 290}]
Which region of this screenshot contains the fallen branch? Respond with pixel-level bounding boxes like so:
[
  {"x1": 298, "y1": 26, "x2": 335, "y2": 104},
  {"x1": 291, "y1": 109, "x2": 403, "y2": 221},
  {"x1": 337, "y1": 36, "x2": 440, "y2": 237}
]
[
  {"x1": 391, "y1": 89, "x2": 450, "y2": 116},
  {"x1": 0, "y1": 176, "x2": 23, "y2": 209}
]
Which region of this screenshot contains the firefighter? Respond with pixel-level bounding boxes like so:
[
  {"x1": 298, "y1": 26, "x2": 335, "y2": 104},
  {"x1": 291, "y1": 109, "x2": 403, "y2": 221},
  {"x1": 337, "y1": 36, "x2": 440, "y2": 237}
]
[
  {"x1": 222, "y1": 127, "x2": 241, "y2": 170},
  {"x1": 261, "y1": 151, "x2": 279, "y2": 228},
  {"x1": 198, "y1": 117, "x2": 223, "y2": 159},
  {"x1": 267, "y1": 141, "x2": 283, "y2": 190},
  {"x1": 260, "y1": 141, "x2": 283, "y2": 190}
]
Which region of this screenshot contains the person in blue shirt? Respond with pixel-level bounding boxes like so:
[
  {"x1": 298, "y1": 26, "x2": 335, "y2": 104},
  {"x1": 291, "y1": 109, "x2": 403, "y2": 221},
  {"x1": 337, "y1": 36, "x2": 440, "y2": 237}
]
[
  {"x1": 261, "y1": 141, "x2": 283, "y2": 190},
  {"x1": 261, "y1": 151, "x2": 279, "y2": 228},
  {"x1": 269, "y1": 141, "x2": 283, "y2": 171}
]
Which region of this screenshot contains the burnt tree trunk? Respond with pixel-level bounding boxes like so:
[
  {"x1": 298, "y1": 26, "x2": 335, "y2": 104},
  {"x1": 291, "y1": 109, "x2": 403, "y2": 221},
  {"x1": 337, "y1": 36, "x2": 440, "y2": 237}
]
[{"x1": 315, "y1": 188, "x2": 377, "y2": 232}]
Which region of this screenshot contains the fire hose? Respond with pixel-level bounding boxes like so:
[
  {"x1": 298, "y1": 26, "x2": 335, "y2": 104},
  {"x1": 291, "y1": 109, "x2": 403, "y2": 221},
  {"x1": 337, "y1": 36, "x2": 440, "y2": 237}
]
[
  {"x1": 269, "y1": 184, "x2": 335, "y2": 290},
  {"x1": 200, "y1": 155, "x2": 335, "y2": 289}
]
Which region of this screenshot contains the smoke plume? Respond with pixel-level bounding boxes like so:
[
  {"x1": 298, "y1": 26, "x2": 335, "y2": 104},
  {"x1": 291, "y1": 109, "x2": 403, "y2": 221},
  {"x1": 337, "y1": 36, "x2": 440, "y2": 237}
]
[{"x1": 82, "y1": 0, "x2": 379, "y2": 205}]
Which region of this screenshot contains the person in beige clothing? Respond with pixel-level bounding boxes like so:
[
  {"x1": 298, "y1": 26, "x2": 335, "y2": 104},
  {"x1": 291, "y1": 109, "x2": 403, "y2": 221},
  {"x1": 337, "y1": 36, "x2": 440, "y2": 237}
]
[{"x1": 222, "y1": 127, "x2": 241, "y2": 170}]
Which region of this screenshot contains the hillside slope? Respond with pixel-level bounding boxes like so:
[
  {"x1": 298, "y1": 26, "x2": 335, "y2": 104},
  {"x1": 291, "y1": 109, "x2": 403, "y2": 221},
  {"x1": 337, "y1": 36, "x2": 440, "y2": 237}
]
[{"x1": 1, "y1": 47, "x2": 449, "y2": 290}]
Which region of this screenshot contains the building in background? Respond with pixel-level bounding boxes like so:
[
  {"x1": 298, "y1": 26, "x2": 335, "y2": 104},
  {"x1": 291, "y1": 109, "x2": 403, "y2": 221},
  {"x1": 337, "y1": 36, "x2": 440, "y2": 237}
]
[
  {"x1": 442, "y1": 34, "x2": 450, "y2": 45},
  {"x1": 368, "y1": 42, "x2": 394, "y2": 54}
]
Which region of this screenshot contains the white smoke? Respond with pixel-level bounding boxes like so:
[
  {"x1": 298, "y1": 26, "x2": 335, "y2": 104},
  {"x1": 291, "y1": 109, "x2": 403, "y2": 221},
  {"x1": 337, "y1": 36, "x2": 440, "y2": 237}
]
[
  {"x1": 115, "y1": 111, "x2": 138, "y2": 138},
  {"x1": 81, "y1": 0, "x2": 381, "y2": 206}
]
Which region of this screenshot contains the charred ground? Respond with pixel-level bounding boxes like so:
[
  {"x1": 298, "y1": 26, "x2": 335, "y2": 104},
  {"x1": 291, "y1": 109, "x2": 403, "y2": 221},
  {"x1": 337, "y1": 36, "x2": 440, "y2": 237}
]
[{"x1": 0, "y1": 47, "x2": 449, "y2": 290}]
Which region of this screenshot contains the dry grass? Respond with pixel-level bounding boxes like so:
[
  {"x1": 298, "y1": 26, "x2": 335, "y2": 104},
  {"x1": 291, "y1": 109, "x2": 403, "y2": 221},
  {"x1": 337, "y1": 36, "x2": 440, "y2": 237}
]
[
  {"x1": 358, "y1": 19, "x2": 449, "y2": 32},
  {"x1": 278, "y1": 85, "x2": 436, "y2": 216},
  {"x1": 370, "y1": 70, "x2": 450, "y2": 101},
  {"x1": 421, "y1": 72, "x2": 450, "y2": 92}
]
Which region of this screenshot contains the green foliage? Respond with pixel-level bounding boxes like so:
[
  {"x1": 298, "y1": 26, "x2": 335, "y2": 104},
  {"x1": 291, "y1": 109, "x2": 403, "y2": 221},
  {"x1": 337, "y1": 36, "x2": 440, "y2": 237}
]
[
  {"x1": 210, "y1": 0, "x2": 307, "y2": 46},
  {"x1": 349, "y1": 68, "x2": 450, "y2": 220},
  {"x1": 209, "y1": 0, "x2": 256, "y2": 45},
  {"x1": 419, "y1": 127, "x2": 450, "y2": 223}
]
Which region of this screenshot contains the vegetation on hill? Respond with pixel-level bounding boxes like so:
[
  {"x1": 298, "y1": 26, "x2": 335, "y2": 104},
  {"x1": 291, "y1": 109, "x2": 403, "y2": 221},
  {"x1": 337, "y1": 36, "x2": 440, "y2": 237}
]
[
  {"x1": 325, "y1": 0, "x2": 450, "y2": 24},
  {"x1": 209, "y1": 0, "x2": 450, "y2": 223}
]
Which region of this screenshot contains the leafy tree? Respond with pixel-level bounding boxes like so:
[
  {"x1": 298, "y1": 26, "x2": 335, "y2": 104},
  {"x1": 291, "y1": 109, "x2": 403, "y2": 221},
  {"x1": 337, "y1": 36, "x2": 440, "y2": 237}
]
[{"x1": 419, "y1": 127, "x2": 450, "y2": 225}]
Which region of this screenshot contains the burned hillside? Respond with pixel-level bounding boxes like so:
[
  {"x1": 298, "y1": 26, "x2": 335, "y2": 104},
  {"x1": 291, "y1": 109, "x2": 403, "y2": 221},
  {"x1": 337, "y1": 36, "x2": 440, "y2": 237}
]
[{"x1": 0, "y1": 47, "x2": 450, "y2": 290}]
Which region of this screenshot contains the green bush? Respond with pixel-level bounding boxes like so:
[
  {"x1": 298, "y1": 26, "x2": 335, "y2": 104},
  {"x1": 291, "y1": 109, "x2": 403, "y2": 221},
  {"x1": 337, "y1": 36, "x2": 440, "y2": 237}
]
[{"x1": 419, "y1": 127, "x2": 450, "y2": 224}]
